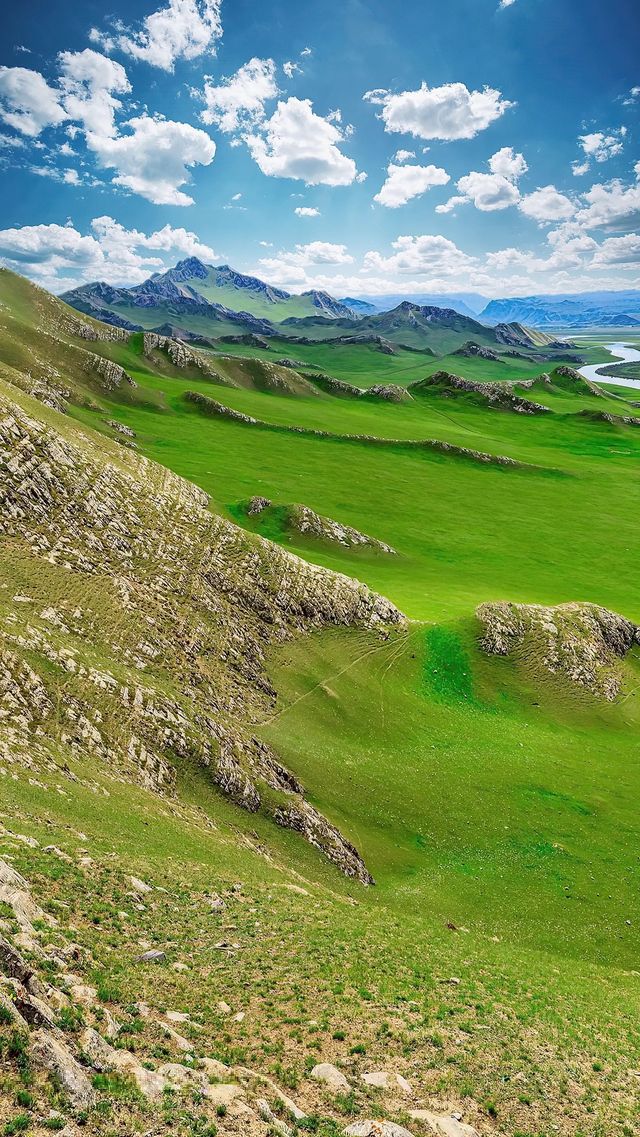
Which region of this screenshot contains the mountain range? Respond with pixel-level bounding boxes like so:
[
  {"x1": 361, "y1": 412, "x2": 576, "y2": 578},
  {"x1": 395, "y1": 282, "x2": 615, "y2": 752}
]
[
  {"x1": 61, "y1": 257, "x2": 573, "y2": 358},
  {"x1": 480, "y1": 294, "x2": 640, "y2": 328}
]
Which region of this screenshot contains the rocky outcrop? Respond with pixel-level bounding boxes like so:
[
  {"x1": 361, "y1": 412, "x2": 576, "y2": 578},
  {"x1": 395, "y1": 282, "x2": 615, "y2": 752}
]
[
  {"x1": 452, "y1": 341, "x2": 501, "y2": 361},
  {"x1": 244, "y1": 498, "x2": 396, "y2": 554},
  {"x1": 577, "y1": 409, "x2": 640, "y2": 427},
  {"x1": 142, "y1": 332, "x2": 223, "y2": 380},
  {"x1": 477, "y1": 600, "x2": 640, "y2": 699},
  {"x1": 0, "y1": 384, "x2": 403, "y2": 879},
  {"x1": 186, "y1": 391, "x2": 535, "y2": 469},
  {"x1": 409, "y1": 371, "x2": 550, "y2": 415},
  {"x1": 88, "y1": 353, "x2": 136, "y2": 391}
]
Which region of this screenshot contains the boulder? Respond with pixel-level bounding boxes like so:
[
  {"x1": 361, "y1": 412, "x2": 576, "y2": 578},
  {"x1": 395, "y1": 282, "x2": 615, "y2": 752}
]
[
  {"x1": 361, "y1": 1070, "x2": 413, "y2": 1095},
  {"x1": 32, "y1": 1029, "x2": 95, "y2": 1109},
  {"x1": 311, "y1": 1062, "x2": 350, "y2": 1091},
  {"x1": 408, "y1": 1113, "x2": 479, "y2": 1137}
]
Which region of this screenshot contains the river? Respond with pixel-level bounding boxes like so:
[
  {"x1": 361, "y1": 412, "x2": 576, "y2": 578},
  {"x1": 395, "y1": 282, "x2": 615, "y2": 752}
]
[{"x1": 578, "y1": 341, "x2": 640, "y2": 391}]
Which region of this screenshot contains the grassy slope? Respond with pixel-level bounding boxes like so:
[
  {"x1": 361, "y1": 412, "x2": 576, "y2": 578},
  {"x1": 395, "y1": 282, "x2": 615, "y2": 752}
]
[{"x1": 1, "y1": 271, "x2": 640, "y2": 1135}]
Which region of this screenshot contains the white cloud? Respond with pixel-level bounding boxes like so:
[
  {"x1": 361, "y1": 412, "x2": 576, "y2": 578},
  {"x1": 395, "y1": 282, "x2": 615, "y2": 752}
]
[
  {"x1": 572, "y1": 160, "x2": 590, "y2": 177},
  {"x1": 199, "y1": 57, "x2": 278, "y2": 133},
  {"x1": 258, "y1": 240, "x2": 353, "y2": 282},
  {"x1": 373, "y1": 163, "x2": 449, "y2": 208},
  {"x1": 435, "y1": 195, "x2": 468, "y2": 214},
  {"x1": 283, "y1": 61, "x2": 302, "y2": 79},
  {"x1": 364, "y1": 81, "x2": 513, "y2": 141},
  {"x1": 363, "y1": 233, "x2": 476, "y2": 277},
  {"x1": 575, "y1": 171, "x2": 640, "y2": 232},
  {"x1": 436, "y1": 147, "x2": 526, "y2": 213},
  {"x1": 489, "y1": 145, "x2": 527, "y2": 180},
  {"x1": 245, "y1": 97, "x2": 359, "y2": 186},
  {"x1": 86, "y1": 113, "x2": 216, "y2": 205},
  {"x1": 58, "y1": 49, "x2": 130, "y2": 138},
  {"x1": 622, "y1": 86, "x2": 640, "y2": 106},
  {"x1": 499, "y1": 0, "x2": 517, "y2": 7},
  {"x1": 579, "y1": 128, "x2": 626, "y2": 164},
  {"x1": 592, "y1": 233, "x2": 640, "y2": 265},
  {"x1": 94, "y1": 0, "x2": 222, "y2": 71},
  {"x1": 0, "y1": 216, "x2": 219, "y2": 291},
  {"x1": 393, "y1": 149, "x2": 415, "y2": 163},
  {"x1": 0, "y1": 66, "x2": 67, "y2": 137},
  {"x1": 456, "y1": 170, "x2": 521, "y2": 211},
  {"x1": 519, "y1": 184, "x2": 575, "y2": 223},
  {"x1": 294, "y1": 206, "x2": 320, "y2": 217}
]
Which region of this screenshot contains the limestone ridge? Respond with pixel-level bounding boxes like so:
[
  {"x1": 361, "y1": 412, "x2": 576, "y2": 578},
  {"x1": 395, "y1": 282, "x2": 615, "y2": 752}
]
[
  {"x1": 408, "y1": 371, "x2": 551, "y2": 415},
  {"x1": 0, "y1": 382, "x2": 404, "y2": 882},
  {"x1": 476, "y1": 601, "x2": 640, "y2": 700},
  {"x1": 244, "y1": 497, "x2": 397, "y2": 553}
]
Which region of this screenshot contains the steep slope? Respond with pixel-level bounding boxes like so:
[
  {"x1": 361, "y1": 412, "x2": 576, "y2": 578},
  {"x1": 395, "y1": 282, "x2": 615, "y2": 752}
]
[{"x1": 0, "y1": 377, "x2": 402, "y2": 883}]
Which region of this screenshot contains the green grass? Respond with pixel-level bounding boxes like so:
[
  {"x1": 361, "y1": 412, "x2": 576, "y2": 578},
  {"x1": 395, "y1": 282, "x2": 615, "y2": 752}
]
[{"x1": 2, "y1": 269, "x2": 640, "y2": 1136}]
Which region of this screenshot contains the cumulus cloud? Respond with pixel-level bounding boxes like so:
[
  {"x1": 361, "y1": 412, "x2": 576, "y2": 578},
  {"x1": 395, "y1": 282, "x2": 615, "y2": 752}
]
[
  {"x1": 393, "y1": 149, "x2": 415, "y2": 163},
  {"x1": 0, "y1": 216, "x2": 218, "y2": 291},
  {"x1": 456, "y1": 170, "x2": 521, "y2": 211},
  {"x1": 437, "y1": 147, "x2": 526, "y2": 213},
  {"x1": 0, "y1": 67, "x2": 67, "y2": 136},
  {"x1": 579, "y1": 128, "x2": 626, "y2": 164},
  {"x1": 92, "y1": 0, "x2": 222, "y2": 71},
  {"x1": 519, "y1": 184, "x2": 575, "y2": 223},
  {"x1": 574, "y1": 170, "x2": 640, "y2": 232},
  {"x1": 245, "y1": 97, "x2": 359, "y2": 185},
  {"x1": 199, "y1": 58, "x2": 278, "y2": 133},
  {"x1": 592, "y1": 233, "x2": 640, "y2": 265},
  {"x1": 489, "y1": 145, "x2": 528, "y2": 179},
  {"x1": 58, "y1": 49, "x2": 130, "y2": 138},
  {"x1": 294, "y1": 206, "x2": 320, "y2": 217},
  {"x1": 373, "y1": 162, "x2": 449, "y2": 208},
  {"x1": 363, "y1": 233, "x2": 476, "y2": 277},
  {"x1": 364, "y1": 81, "x2": 513, "y2": 141},
  {"x1": 86, "y1": 113, "x2": 216, "y2": 205}
]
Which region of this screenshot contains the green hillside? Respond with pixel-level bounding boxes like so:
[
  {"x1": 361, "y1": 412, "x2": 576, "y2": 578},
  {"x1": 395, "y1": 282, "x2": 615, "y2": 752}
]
[{"x1": 0, "y1": 268, "x2": 639, "y2": 1137}]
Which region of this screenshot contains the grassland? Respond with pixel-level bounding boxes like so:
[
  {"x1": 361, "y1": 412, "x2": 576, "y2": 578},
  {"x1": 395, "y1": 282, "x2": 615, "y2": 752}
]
[{"x1": 1, "y1": 271, "x2": 640, "y2": 1137}]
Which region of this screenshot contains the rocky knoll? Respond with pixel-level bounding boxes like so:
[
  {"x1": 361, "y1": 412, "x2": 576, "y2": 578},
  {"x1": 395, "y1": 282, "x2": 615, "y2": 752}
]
[
  {"x1": 244, "y1": 497, "x2": 397, "y2": 553},
  {"x1": 477, "y1": 600, "x2": 640, "y2": 699},
  {"x1": 409, "y1": 371, "x2": 550, "y2": 415},
  {"x1": 0, "y1": 380, "x2": 404, "y2": 881}
]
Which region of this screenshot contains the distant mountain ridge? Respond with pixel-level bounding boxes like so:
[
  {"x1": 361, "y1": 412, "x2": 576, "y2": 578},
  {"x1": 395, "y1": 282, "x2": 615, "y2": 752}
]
[{"x1": 480, "y1": 293, "x2": 640, "y2": 328}]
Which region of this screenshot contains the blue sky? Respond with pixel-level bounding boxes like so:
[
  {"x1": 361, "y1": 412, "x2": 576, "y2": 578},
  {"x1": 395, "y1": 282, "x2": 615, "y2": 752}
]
[{"x1": 0, "y1": 0, "x2": 638, "y2": 298}]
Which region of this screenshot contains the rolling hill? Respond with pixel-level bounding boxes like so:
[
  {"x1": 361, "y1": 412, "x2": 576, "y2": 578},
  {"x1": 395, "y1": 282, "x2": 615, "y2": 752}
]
[{"x1": 1, "y1": 267, "x2": 640, "y2": 1137}]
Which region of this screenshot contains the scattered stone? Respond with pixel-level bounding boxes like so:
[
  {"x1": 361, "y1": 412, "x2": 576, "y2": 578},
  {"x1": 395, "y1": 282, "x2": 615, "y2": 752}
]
[
  {"x1": 361, "y1": 1070, "x2": 413, "y2": 1095},
  {"x1": 344, "y1": 1123, "x2": 415, "y2": 1137},
  {"x1": 311, "y1": 1062, "x2": 350, "y2": 1091},
  {"x1": 257, "y1": 1098, "x2": 294, "y2": 1136},
  {"x1": 129, "y1": 876, "x2": 153, "y2": 894},
  {"x1": 32, "y1": 1029, "x2": 95, "y2": 1109},
  {"x1": 408, "y1": 1113, "x2": 480, "y2": 1137},
  {"x1": 136, "y1": 949, "x2": 166, "y2": 963}
]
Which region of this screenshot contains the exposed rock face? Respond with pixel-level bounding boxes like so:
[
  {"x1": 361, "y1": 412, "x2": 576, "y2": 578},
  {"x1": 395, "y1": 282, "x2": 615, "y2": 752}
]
[
  {"x1": 0, "y1": 384, "x2": 403, "y2": 880},
  {"x1": 554, "y1": 365, "x2": 604, "y2": 397},
  {"x1": 186, "y1": 390, "x2": 533, "y2": 469},
  {"x1": 578, "y1": 409, "x2": 640, "y2": 427},
  {"x1": 245, "y1": 499, "x2": 396, "y2": 554},
  {"x1": 88, "y1": 353, "x2": 136, "y2": 391},
  {"x1": 409, "y1": 371, "x2": 550, "y2": 415},
  {"x1": 476, "y1": 600, "x2": 639, "y2": 700},
  {"x1": 453, "y1": 341, "x2": 501, "y2": 361},
  {"x1": 142, "y1": 332, "x2": 223, "y2": 379},
  {"x1": 275, "y1": 358, "x2": 309, "y2": 368}
]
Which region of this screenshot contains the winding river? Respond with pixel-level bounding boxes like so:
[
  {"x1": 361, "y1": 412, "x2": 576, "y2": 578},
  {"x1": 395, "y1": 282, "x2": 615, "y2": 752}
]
[{"x1": 578, "y1": 341, "x2": 640, "y2": 390}]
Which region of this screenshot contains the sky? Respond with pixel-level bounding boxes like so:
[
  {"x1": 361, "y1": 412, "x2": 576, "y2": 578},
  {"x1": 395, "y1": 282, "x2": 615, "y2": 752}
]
[{"x1": 0, "y1": 0, "x2": 639, "y2": 299}]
